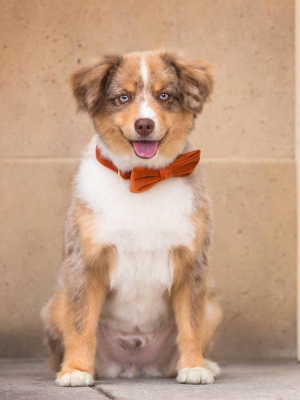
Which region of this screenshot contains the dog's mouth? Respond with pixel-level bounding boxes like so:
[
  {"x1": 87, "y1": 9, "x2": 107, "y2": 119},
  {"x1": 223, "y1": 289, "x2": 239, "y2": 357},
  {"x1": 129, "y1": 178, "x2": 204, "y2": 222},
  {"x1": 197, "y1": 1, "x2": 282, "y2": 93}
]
[{"x1": 130, "y1": 140, "x2": 162, "y2": 159}]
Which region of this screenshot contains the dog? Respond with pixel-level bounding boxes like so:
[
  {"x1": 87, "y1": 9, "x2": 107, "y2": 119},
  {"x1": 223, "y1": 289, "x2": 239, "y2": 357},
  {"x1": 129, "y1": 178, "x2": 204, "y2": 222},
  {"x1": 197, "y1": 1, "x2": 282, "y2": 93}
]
[{"x1": 42, "y1": 50, "x2": 222, "y2": 387}]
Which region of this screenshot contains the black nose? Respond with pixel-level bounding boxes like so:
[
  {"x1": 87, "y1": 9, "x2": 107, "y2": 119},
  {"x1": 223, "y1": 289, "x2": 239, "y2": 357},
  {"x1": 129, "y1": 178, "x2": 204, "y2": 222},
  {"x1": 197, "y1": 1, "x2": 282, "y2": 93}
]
[{"x1": 134, "y1": 118, "x2": 155, "y2": 137}]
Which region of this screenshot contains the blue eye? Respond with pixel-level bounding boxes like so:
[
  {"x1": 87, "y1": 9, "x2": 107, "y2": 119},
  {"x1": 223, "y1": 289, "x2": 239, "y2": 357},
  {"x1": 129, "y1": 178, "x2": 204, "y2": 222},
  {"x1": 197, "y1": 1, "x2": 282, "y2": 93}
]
[
  {"x1": 119, "y1": 95, "x2": 129, "y2": 103},
  {"x1": 159, "y1": 93, "x2": 169, "y2": 101}
]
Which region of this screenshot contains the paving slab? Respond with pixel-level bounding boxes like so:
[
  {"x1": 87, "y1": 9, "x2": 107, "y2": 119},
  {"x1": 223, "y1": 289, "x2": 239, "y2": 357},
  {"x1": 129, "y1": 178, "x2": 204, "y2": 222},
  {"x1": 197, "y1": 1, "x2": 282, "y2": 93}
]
[
  {"x1": 96, "y1": 362, "x2": 300, "y2": 400},
  {"x1": 0, "y1": 359, "x2": 103, "y2": 399},
  {"x1": 0, "y1": 359, "x2": 299, "y2": 400}
]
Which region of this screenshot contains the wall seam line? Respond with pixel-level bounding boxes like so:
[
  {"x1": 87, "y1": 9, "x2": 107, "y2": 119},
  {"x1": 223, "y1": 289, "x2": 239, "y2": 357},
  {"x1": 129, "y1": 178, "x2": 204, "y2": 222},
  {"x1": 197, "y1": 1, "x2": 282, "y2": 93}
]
[
  {"x1": 295, "y1": 0, "x2": 300, "y2": 362},
  {"x1": 0, "y1": 157, "x2": 296, "y2": 163}
]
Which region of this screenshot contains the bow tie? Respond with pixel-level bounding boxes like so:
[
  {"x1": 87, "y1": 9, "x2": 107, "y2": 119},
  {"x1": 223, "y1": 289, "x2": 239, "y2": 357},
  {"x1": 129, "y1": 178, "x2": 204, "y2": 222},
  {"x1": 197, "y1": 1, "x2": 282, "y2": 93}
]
[{"x1": 95, "y1": 146, "x2": 200, "y2": 193}]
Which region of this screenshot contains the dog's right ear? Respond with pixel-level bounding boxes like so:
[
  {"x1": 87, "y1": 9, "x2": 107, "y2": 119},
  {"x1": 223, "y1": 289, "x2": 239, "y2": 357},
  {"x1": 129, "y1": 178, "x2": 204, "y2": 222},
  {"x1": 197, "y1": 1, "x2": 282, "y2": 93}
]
[
  {"x1": 69, "y1": 54, "x2": 122, "y2": 115},
  {"x1": 162, "y1": 51, "x2": 214, "y2": 114}
]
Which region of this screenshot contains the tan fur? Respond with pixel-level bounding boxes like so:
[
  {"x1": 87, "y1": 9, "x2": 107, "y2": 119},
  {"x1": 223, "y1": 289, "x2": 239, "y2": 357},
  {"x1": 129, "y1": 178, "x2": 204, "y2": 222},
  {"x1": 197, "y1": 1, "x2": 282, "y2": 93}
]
[{"x1": 171, "y1": 277, "x2": 207, "y2": 370}]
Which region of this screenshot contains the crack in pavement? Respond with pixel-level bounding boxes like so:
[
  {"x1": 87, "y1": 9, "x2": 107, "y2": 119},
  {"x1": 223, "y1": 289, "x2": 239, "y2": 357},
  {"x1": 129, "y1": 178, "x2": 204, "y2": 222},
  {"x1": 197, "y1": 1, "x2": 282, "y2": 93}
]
[{"x1": 93, "y1": 385, "x2": 117, "y2": 400}]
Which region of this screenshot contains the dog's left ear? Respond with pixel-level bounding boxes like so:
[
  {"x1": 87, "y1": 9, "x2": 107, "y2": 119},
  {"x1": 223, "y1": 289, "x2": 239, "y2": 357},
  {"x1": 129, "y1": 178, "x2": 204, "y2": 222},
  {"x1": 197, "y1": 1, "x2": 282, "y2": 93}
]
[
  {"x1": 69, "y1": 54, "x2": 122, "y2": 115},
  {"x1": 163, "y1": 52, "x2": 214, "y2": 114}
]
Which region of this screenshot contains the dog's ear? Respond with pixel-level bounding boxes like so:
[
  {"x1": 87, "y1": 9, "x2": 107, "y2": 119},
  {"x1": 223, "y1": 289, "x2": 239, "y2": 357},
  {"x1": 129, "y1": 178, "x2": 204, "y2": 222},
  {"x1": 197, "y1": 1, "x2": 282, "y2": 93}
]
[
  {"x1": 163, "y1": 52, "x2": 214, "y2": 114},
  {"x1": 69, "y1": 54, "x2": 122, "y2": 115}
]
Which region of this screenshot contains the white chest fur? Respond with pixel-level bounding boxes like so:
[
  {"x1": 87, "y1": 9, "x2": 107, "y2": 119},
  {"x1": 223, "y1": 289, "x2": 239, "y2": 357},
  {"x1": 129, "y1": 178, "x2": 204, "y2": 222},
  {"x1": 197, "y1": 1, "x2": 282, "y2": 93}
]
[{"x1": 75, "y1": 138, "x2": 196, "y2": 332}]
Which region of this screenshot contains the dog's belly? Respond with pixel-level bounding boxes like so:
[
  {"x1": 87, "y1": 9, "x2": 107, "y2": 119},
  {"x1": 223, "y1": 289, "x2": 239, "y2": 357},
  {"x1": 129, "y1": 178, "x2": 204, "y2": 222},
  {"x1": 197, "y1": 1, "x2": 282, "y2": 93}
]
[
  {"x1": 95, "y1": 321, "x2": 177, "y2": 365},
  {"x1": 96, "y1": 246, "x2": 178, "y2": 375}
]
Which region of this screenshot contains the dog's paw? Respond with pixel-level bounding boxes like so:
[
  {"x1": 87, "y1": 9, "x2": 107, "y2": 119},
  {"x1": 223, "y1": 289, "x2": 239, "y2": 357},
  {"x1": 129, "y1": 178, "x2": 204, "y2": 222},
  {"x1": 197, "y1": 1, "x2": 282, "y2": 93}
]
[
  {"x1": 177, "y1": 367, "x2": 214, "y2": 384},
  {"x1": 204, "y1": 359, "x2": 221, "y2": 377},
  {"x1": 55, "y1": 371, "x2": 94, "y2": 387}
]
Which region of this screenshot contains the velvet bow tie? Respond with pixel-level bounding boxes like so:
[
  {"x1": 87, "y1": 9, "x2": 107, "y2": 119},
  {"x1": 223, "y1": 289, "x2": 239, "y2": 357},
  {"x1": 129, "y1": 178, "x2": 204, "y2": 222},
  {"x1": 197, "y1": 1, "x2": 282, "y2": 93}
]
[{"x1": 95, "y1": 146, "x2": 200, "y2": 193}]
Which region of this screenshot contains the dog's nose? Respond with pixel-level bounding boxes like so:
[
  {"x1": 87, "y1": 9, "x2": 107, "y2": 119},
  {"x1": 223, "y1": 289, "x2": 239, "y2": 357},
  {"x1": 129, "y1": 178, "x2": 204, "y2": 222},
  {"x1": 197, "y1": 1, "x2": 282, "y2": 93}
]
[{"x1": 134, "y1": 118, "x2": 155, "y2": 137}]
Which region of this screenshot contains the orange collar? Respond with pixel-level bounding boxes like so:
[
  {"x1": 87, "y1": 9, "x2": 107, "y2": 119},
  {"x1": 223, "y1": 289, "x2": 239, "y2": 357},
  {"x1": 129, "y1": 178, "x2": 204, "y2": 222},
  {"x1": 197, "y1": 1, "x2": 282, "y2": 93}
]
[{"x1": 95, "y1": 146, "x2": 200, "y2": 193}]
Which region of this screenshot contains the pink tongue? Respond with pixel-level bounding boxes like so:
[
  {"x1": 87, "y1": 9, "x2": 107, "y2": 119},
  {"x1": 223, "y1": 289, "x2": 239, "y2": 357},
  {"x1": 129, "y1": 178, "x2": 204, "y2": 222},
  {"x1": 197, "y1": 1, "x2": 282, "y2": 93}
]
[{"x1": 133, "y1": 141, "x2": 158, "y2": 158}]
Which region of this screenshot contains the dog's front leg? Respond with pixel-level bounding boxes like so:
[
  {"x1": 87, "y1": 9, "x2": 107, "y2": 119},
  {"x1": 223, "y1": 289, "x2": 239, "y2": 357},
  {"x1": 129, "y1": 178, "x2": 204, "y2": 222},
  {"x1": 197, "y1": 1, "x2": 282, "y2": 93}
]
[
  {"x1": 171, "y1": 247, "x2": 214, "y2": 385},
  {"x1": 55, "y1": 277, "x2": 106, "y2": 387},
  {"x1": 53, "y1": 201, "x2": 116, "y2": 387}
]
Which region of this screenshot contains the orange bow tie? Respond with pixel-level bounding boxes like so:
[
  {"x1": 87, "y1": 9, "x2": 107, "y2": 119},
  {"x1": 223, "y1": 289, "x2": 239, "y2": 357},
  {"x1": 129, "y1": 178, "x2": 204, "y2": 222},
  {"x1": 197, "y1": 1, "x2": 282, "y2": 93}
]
[{"x1": 95, "y1": 146, "x2": 200, "y2": 193}]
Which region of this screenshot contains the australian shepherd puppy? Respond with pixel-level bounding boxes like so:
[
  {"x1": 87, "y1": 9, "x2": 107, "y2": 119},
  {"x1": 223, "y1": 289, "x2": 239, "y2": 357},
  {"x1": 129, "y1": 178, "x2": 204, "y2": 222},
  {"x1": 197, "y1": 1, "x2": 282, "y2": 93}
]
[{"x1": 42, "y1": 50, "x2": 222, "y2": 387}]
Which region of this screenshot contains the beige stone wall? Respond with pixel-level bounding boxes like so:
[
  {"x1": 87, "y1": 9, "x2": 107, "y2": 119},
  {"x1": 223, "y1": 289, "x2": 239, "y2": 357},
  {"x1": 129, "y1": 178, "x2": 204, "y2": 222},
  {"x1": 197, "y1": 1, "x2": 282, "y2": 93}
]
[{"x1": 0, "y1": 0, "x2": 296, "y2": 358}]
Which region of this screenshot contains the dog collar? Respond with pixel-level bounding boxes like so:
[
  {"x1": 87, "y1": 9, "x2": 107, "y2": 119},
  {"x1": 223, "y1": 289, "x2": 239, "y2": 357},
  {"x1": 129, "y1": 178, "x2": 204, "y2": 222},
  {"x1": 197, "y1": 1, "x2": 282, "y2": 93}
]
[{"x1": 95, "y1": 146, "x2": 200, "y2": 193}]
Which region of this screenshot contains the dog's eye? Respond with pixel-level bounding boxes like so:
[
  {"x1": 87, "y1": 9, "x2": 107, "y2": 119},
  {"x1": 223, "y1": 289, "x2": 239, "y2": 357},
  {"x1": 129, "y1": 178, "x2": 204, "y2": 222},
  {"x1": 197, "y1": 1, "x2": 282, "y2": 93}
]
[
  {"x1": 159, "y1": 93, "x2": 169, "y2": 102},
  {"x1": 119, "y1": 95, "x2": 129, "y2": 104}
]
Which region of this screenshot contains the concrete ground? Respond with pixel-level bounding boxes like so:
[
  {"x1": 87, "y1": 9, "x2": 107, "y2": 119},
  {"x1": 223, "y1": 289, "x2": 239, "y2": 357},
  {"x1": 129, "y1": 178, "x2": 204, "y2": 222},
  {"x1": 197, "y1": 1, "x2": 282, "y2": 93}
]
[{"x1": 0, "y1": 359, "x2": 299, "y2": 400}]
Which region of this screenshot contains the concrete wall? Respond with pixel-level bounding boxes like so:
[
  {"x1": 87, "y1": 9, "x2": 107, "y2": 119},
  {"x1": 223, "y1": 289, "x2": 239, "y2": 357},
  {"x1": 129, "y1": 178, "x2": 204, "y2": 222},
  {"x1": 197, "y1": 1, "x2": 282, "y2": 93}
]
[{"x1": 0, "y1": 0, "x2": 296, "y2": 358}]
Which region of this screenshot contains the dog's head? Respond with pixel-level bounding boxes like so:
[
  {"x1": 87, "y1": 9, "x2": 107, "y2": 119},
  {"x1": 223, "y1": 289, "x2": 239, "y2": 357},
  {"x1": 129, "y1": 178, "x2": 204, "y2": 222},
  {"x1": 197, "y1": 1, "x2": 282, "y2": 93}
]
[{"x1": 70, "y1": 50, "x2": 213, "y2": 169}]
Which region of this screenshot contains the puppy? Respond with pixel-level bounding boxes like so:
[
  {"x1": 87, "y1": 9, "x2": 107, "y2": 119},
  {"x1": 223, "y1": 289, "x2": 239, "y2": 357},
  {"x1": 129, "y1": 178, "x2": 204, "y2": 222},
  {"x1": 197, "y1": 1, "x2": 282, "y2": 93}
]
[{"x1": 42, "y1": 50, "x2": 222, "y2": 387}]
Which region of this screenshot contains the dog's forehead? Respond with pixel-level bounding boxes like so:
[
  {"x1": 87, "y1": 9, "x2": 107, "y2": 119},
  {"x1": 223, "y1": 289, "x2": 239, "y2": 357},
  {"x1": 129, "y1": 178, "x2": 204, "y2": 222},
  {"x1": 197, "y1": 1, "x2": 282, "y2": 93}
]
[{"x1": 112, "y1": 52, "x2": 176, "y2": 92}]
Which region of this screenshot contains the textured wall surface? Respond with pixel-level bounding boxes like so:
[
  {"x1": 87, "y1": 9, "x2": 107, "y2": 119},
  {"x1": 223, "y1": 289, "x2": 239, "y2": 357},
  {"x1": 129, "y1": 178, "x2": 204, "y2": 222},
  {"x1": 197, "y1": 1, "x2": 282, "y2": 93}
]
[{"x1": 0, "y1": 0, "x2": 296, "y2": 358}]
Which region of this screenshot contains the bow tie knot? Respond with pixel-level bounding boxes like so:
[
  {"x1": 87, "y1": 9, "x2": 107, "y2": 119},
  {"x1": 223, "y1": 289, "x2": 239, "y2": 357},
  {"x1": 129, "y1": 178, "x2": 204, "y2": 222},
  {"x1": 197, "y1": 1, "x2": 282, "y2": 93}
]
[{"x1": 159, "y1": 165, "x2": 173, "y2": 181}]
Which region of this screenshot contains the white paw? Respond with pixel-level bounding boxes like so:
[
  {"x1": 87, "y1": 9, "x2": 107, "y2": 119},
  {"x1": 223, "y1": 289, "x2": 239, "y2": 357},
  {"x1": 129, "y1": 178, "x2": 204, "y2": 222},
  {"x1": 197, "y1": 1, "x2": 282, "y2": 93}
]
[
  {"x1": 55, "y1": 371, "x2": 94, "y2": 387},
  {"x1": 204, "y1": 359, "x2": 221, "y2": 377},
  {"x1": 177, "y1": 367, "x2": 214, "y2": 384}
]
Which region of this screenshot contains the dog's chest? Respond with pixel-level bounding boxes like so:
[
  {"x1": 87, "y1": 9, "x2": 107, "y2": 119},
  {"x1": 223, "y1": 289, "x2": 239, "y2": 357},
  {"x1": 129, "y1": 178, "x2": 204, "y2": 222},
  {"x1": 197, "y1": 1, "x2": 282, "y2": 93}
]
[{"x1": 76, "y1": 156, "x2": 196, "y2": 328}]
